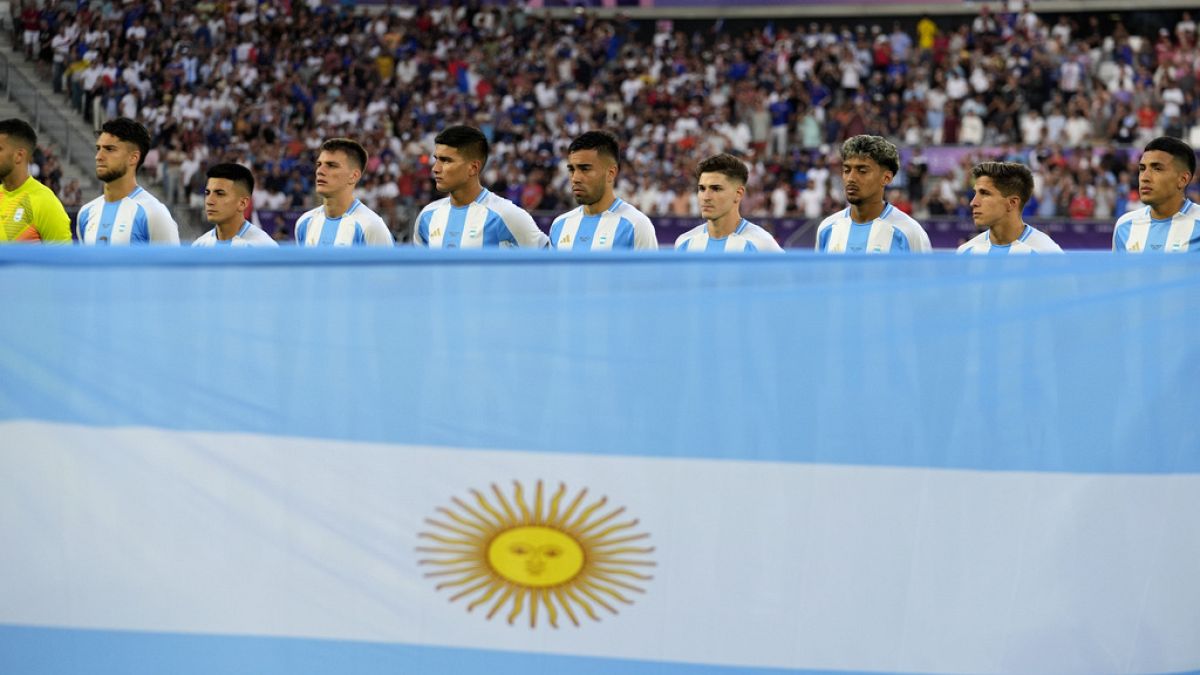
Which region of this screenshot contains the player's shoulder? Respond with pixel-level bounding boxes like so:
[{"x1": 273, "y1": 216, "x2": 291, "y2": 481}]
[
  {"x1": 817, "y1": 208, "x2": 849, "y2": 230},
  {"x1": 674, "y1": 223, "x2": 707, "y2": 248},
  {"x1": 349, "y1": 199, "x2": 385, "y2": 224},
  {"x1": 481, "y1": 189, "x2": 533, "y2": 223},
  {"x1": 131, "y1": 185, "x2": 168, "y2": 209},
  {"x1": 613, "y1": 199, "x2": 653, "y2": 228},
  {"x1": 551, "y1": 205, "x2": 584, "y2": 226},
  {"x1": 883, "y1": 204, "x2": 925, "y2": 230},
  {"x1": 956, "y1": 230, "x2": 989, "y2": 253},
  {"x1": 1114, "y1": 206, "x2": 1146, "y2": 228},
  {"x1": 79, "y1": 194, "x2": 105, "y2": 214},
  {"x1": 296, "y1": 204, "x2": 324, "y2": 222},
  {"x1": 192, "y1": 229, "x2": 217, "y2": 246},
  {"x1": 1025, "y1": 226, "x2": 1063, "y2": 252},
  {"x1": 244, "y1": 224, "x2": 278, "y2": 245},
  {"x1": 418, "y1": 196, "x2": 451, "y2": 218},
  {"x1": 740, "y1": 220, "x2": 783, "y2": 250}
]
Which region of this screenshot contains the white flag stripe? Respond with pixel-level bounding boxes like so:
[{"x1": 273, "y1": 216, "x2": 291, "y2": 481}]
[{"x1": 0, "y1": 421, "x2": 1196, "y2": 675}]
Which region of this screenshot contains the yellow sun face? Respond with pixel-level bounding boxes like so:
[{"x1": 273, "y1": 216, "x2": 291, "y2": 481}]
[{"x1": 418, "y1": 480, "x2": 655, "y2": 629}]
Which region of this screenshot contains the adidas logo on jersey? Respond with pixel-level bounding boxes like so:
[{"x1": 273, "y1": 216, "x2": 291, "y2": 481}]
[{"x1": 560, "y1": 234, "x2": 572, "y2": 245}]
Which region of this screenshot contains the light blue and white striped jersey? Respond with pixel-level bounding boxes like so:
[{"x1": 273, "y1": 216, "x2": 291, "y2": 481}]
[
  {"x1": 294, "y1": 199, "x2": 393, "y2": 247},
  {"x1": 957, "y1": 224, "x2": 1062, "y2": 254},
  {"x1": 675, "y1": 219, "x2": 784, "y2": 253},
  {"x1": 414, "y1": 188, "x2": 548, "y2": 249},
  {"x1": 815, "y1": 203, "x2": 931, "y2": 253},
  {"x1": 77, "y1": 186, "x2": 180, "y2": 245},
  {"x1": 1113, "y1": 199, "x2": 1200, "y2": 252},
  {"x1": 192, "y1": 221, "x2": 279, "y2": 248},
  {"x1": 549, "y1": 198, "x2": 657, "y2": 250}
]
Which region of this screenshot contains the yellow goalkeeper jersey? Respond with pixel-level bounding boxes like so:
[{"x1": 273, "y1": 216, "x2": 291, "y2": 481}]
[{"x1": 0, "y1": 176, "x2": 71, "y2": 243}]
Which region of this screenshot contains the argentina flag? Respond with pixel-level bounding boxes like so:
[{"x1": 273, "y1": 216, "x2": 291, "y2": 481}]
[{"x1": 1, "y1": 247, "x2": 1198, "y2": 675}]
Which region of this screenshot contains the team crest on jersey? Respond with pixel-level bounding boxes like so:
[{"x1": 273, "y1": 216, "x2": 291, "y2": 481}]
[
  {"x1": 12, "y1": 208, "x2": 23, "y2": 222},
  {"x1": 418, "y1": 480, "x2": 654, "y2": 629}
]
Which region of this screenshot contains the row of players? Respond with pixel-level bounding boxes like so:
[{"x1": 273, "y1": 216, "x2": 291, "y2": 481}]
[{"x1": 0, "y1": 118, "x2": 1196, "y2": 253}]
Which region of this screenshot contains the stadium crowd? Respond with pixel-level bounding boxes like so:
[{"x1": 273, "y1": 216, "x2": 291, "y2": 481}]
[{"x1": 13, "y1": 1, "x2": 1200, "y2": 234}]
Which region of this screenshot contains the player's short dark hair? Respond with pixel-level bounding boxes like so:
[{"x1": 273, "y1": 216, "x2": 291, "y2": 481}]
[
  {"x1": 320, "y1": 138, "x2": 368, "y2": 172},
  {"x1": 695, "y1": 153, "x2": 749, "y2": 185},
  {"x1": 972, "y1": 161, "x2": 1034, "y2": 207},
  {"x1": 840, "y1": 135, "x2": 900, "y2": 175},
  {"x1": 567, "y1": 130, "x2": 620, "y2": 164},
  {"x1": 1143, "y1": 136, "x2": 1196, "y2": 179},
  {"x1": 100, "y1": 117, "x2": 151, "y2": 169},
  {"x1": 435, "y1": 125, "x2": 489, "y2": 165},
  {"x1": 0, "y1": 118, "x2": 37, "y2": 153},
  {"x1": 206, "y1": 162, "x2": 255, "y2": 195}
]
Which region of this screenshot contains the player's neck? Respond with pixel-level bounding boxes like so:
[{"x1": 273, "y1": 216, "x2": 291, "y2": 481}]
[
  {"x1": 989, "y1": 218, "x2": 1026, "y2": 246},
  {"x1": 450, "y1": 182, "x2": 484, "y2": 208},
  {"x1": 582, "y1": 192, "x2": 616, "y2": 217},
  {"x1": 322, "y1": 191, "x2": 355, "y2": 219},
  {"x1": 707, "y1": 210, "x2": 741, "y2": 239},
  {"x1": 215, "y1": 219, "x2": 243, "y2": 241},
  {"x1": 849, "y1": 199, "x2": 885, "y2": 224},
  {"x1": 2, "y1": 167, "x2": 29, "y2": 192},
  {"x1": 103, "y1": 175, "x2": 138, "y2": 202},
  {"x1": 1149, "y1": 193, "x2": 1185, "y2": 220}
]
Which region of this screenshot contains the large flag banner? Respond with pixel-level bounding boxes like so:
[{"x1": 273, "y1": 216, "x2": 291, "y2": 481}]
[{"x1": 1, "y1": 248, "x2": 1197, "y2": 675}]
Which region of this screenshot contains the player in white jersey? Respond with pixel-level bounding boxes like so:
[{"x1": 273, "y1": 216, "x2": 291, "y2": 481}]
[
  {"x1": 77, "y1": 117, "x2": 179, "y2": 245},
  {"x1": 675, "y1": 153, "x2": 783, "y2": 253},
  {"x1": 414, "y1": 125, "x2": 548, "y2": 249},
  {"x1": 815, "y1": 135, "x2": 930, "y2": 253},
  {"x1": 958, "y1": 161, "x2": 1062, "y2": 254},
  {"x1": 294, "y1": 138, "x2": 394, "y2": 247},
  {"x1": 192, "y1": 163, "x2": 277, "y2": 248},
  {"x1": 1113, "y1": 136, "x2": 1199, "y2": 253},
  {"x1": 550, "y1": 130, "x2": 656, "y2": 250}
]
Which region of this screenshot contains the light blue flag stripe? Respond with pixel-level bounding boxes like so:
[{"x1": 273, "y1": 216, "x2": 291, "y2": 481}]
[
  {"x1": 0, "y1": 625, "x2": 945, "y2": 675},
  {"x1": 0, "y1": 248, "x2": 1197, "y2": 474}
]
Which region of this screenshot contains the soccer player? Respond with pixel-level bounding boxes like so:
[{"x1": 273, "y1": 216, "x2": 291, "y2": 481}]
[
  {"x1": 78, "y1": 117, "x2": 179, "y2": 245},
  {"x1": 550, "y1": 131, "x2": 656, "y2": 250},
  {"x1": 1113, "y1": 136, "x2": 1198, "y2": 252},
  {"x1": 958, "y1": 162, "x2": 1062, "y2": 254},
  {"x1": 294, "y1": 138, "x2": 394, "y2": 246},
  {"x1": 192, "y1": 163, "x2": 277, "y2": 247},
  {"x1": 815, "y1": 135, "x2": 930, "y2": 253},
  {"x1": 0, "y1": 118, "x2": 71, "y2": 243},
  {"x1": 414, "y1": 125, "x2": 548, "y2": 248},
  {"x1": 675, "y1": 153, "x2": 783, "y2": 252}
]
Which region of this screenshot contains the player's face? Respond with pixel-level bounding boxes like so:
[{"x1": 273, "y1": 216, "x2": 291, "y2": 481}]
[
  {"x1": 0, "y1": 134, "x2": 20, "y2": 182},
  {"x1": 204, "y1": 177, "x2": 248, "y2": 228},
  {"x1": 1137, "y1": 150, "x2": 1191, "y2": 210},
  {"x1": 969, "y1": 176, "x2": 1016, "y2": 230},
  {"x1": 566, "y1": 149, "x2": 615, "y2": 207},
  {"x1": 95, "y1": 132, "x2": 137, "y2": 183},
  {"x1": 841, "y1": 156, "x2": 892, "y2": 207},
  {"x1": 431, "y1": 144, "x2": 478, "y2": 194},
  {"x1": 697, "y1": 171, "x2": 744, "y2": 222},
  {"x1": 314, "y1": 150, "x2": 361, "y2": 198}
]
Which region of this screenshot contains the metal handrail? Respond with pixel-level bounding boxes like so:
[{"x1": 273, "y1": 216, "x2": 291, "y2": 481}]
[{"x1": 0, "y1": 48, "x2": 95, "y2": 173}]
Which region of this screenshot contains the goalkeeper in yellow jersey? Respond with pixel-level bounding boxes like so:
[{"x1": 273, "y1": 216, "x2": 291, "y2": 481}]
[{"x1": 0, "y1": 118, "x2": 70, "y2": 243}]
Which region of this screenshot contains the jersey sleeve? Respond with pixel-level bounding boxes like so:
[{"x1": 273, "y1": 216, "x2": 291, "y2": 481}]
[
  {"x1": 548, "y1": 216, "x2": 564, "y2": 248},
  {"x1": 815, "y1": 221, "x2": 831, "y2": 252},
  {"x1": 363, "y1": 214, "x2": 395, "y2": 247},
  {"x1": 501, "y1": 205, "x2": 549, "y2": 248},
  {"x1": 33, "y1": 190, "x2": 72, "y2": 242},
  {"x1": 147, "y1": 202, "x2": 180, "y2": 244},
  {"x1": 413, "y1": 209, "x2": 431, "y2": 246},
  {"x1": 632, "y1": 215, "x2": 658, "y2": 250},
  {"x1": 905, "y1": 220, "x2": 932, "y2": 252},
  {"x1": 294, "y1": 215, "x2": 310, "y2": 245},
  {"x1": 1112, "y1": 219, "x2": 1129, "y2": 252}
]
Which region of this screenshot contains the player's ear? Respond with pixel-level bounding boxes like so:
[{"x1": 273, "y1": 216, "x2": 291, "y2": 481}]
[{"x1": 735, "y1": 184, "x2": 745, "y2": 202}]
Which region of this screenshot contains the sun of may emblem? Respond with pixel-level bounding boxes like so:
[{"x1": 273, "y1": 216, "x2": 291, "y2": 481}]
[{"x1": 418, "y1": 480, "x2": 655, "y2": 628}]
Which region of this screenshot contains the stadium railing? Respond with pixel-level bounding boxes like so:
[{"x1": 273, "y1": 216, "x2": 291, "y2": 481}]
[{"x1": 0, "y1": 47, "x2": 96, "y2": 173}]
